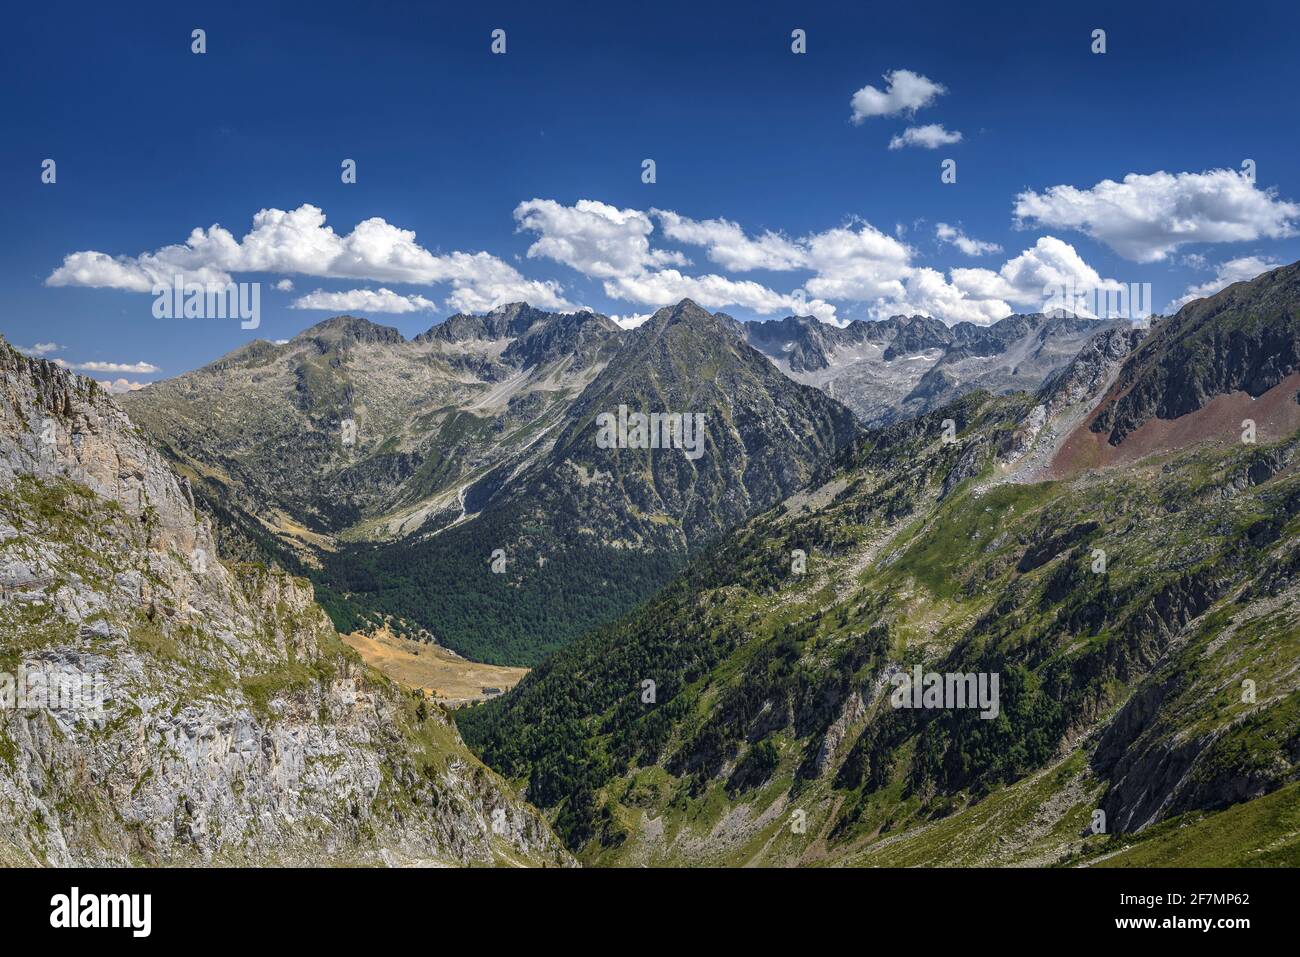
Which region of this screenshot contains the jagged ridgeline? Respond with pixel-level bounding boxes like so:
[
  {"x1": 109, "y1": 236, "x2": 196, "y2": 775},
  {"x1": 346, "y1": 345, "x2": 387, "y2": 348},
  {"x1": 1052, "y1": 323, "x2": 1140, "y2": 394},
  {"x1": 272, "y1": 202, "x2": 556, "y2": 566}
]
[
  {"x1": 122, "y1": 296, "x2": 1108, "y2": 667},
  {"x1": 0, "y1": 339, "x2": 570, "y2": 866},
  {"x1": 457, "y1": 262, "x2": 1300, "y2": 865},
  {"x1": 744, "y1": 311, "x2": 1125, "y2": 427},
  {"x1": 126, "y1": 300, "x2": 861, "y2": 665},
  {"x1": 317, "y1": 301, "x2": 860, "y2": 664}
]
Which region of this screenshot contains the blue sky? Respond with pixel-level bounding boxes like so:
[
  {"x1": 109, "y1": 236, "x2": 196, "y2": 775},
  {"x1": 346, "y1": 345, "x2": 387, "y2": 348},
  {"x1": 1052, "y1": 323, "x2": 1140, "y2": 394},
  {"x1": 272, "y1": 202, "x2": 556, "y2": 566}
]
[{"x1": 4, "y1": 0, "x2": 1300, "y2": 391}]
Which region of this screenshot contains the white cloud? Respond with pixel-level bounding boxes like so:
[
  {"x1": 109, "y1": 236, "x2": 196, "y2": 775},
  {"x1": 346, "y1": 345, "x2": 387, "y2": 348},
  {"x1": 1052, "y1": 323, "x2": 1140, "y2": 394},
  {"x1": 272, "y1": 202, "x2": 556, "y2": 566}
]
[
  {"x1": 850, "y1": 69, "x2": 946, "y2": 124},
  {"x1": 96, "y1": 378, "x2": 149, "y2": 394},
  {"x1": 600, "y1": 204, "x2": 1119, "y2": 327},
  {"x1": 1167, "y1": 255, "x2": 1279, "y2": 311},
  {"x1": 520, "y1": 199, "x2": 840, "y2": 322},
  {"x1": 936, "y1": 223, "x2": 1001, "y2": 256},
  {"x1": 65, "y1": 360, "x2": 161, "y2": 374},
  {"x1": 654, "y1": 210, "x2": 805, "y2": 272},
  {"x1": 888, "y1": 124, "x2": 962, "y2": 150},
  {"x1": 801, "y1": 224, "x2": 914, "y2": 301},
  {"x1": 46, "y1": 204, "x2": 571, "y2": 311},
  {"x1": 881, "y1": 268, "x2": 1012, "y2": 325},
  {"x1": 653, "y1": 211, "x2": 913, "y2": 304},
  {"x1": 42, "y1": 197, "x2": 1131, "y2": 331},
  {"x1": 45, "y1": 250, "x2": 227, "y2": 293},
  {"x1": 955, "y1": 236, "x2": 1122, "y2": 310},
  {"x1": 514, "y1": 199, "x2": 686, "y2": 279},
  {"x1": 879, "y1": 236, "x2": 1127, "y2": 324},
  {"x1": 602, "y1": 269, "x2": 838, "y2": 324},
  {"x1": 441, "y1": 275, "x2": 572, "y2": 314},
  {"x1": 19, "y1": 342, "x2": 62, "y2": 355},
  {"x1": 609, "y1": 312, "x2": 653, "y2": 330},
  {"x1": 292, "y1": 288, "x2": 437, "y2": 313},
  {"x1": 1014, "y1": 169, "x2": 1300, "y2": 262},
  {"x1": 274, "y1": 278, "x2": 294, "y2": 291}
]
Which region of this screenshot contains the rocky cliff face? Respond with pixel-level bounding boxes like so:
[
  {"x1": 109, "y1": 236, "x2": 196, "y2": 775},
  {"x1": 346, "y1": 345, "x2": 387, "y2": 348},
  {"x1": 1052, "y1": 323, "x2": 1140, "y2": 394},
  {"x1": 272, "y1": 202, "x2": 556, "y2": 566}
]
[{"x1": 0, "y1": 338, "x2": 569, "y2": 866}]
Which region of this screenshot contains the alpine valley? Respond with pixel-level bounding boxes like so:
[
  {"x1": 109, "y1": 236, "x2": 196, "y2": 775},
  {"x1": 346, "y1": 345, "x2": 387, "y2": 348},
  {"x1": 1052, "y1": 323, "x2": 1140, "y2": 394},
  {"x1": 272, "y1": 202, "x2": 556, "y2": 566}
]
[
  {"x1": 5, "y1": 262, "x2": 1300, "y2": 867},
  {"x1": 457, "y1": 263, "x2": 1300, "y2": 865},
  {"x1": 118, "y1": 301, "x2": 1119, "y2": 665}
]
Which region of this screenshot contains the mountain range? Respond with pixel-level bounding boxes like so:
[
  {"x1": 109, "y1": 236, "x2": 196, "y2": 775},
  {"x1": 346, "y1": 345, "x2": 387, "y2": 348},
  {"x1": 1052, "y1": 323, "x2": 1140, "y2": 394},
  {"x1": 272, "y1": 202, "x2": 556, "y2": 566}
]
[
  {"x1": 743, "y1": 311, "x2": 1127, "y2": 426},
  {"x1": 457, "y1": 262, "x2": 1300, "y2": 865},
  {"x1": 7, "y1": 260, "x2": 1298, "y2": 868},
  {"x1": 121, "y1": 300, "x2": 1111, "y2": 664}
]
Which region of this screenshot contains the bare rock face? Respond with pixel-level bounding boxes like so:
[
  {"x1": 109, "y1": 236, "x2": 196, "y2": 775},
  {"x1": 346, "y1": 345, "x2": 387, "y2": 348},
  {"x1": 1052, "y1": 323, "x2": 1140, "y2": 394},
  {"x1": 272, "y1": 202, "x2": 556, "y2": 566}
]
[
  {"x1": 0, "y1": 343, "x2": 203, "y2": 555},
  {"x1": 0, "y1": 339, "x2": 570, "y2": 867},
  {"x1": 815, "y1": 691, "x2": 865, "y2": 776},
  {"x1": 1038, "y1": 325, "x2": 1146, "y2": 415},
  {"x1": 744, "y1": 311, "x2": 1124, "y2": 426}
]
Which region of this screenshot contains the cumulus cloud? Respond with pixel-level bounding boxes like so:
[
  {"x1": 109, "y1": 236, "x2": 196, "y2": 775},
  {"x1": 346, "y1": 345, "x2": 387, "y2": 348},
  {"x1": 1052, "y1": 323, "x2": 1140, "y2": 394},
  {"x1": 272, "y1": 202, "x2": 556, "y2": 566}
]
[
  {"x1": 1014, "y1": 169, "x2": 1300, "y2": 262},
  {"x1": 889, "y1": 124, "x2": 962, "y2": 150},
  {"x1": 514, "y1": 199, "x2": 686, "y2": 279},
  {"x1": 274, "y1": 278, "x2": 294, "y2": 291},
  {"x1": 19, "y1": 342, "x2": 63, "y2": 355},
  {"x1": 602, "y1": 269, "x2": 839, "y2": 324},
  {"x1": 800, "y1": 224, "x2": 914, "y2": 301},
  {"x1": 609, "y1": 312, "x2": 653, "y2": 330},
  {"x1": 850, "y1": 70, "x2": 946, "y2": 123},
  {"x1": 654, "y1": 210, "x2": 805, "y2": 272},
  {"x1": 936, "y1": 223, "x2": 1002, "y2": 256},
  {"x1": 881, "y1": 268, "x2": 1013, "y2": 326},
  {"x1": 43, "y1": 196, "x2": 1130, "y2": 330},
  {"x1": 46, "y1": 204, "x2": 571, "y2": 311},
  {"x1": 877, "y1": 236, "x2": 1128, "y2": 324},
  {"x1": 519, "y1": 199, "x2": 839, "y2": 321},
  {"x1": 957, "y1": 236, "x2": 1123, "y2": 308},
  {"x1": 292, "y1": 288, "x2": 437, "y2": 313},
  {"x1": 1168, "y1": 256, "x2": 1279, "y2": 311},
  {"x1": 96, "y1": 378, "x2": 149, "y2": 394},
  {"x1": 63, "y1": 360, "x2": 161, "y2": 374},
  {"x1": 46, "y1": 250, "x2": 228, "y2": 293},
  {"x1": 582, "y1": 202, "x2": 1119, "y2": 327},
  {"x1": 444, "y1": 276, "x2": 573, "y2": 314},
  {"x1": 653, "y1": 211, "x2": 913, "y2": 305}
]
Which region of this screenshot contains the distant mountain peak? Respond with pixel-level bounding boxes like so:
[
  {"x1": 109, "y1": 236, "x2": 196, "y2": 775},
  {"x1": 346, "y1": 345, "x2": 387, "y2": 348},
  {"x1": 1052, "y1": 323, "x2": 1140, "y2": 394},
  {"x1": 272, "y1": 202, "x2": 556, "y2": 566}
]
[
  {"x1": 417, "y1": 302, "x2": 615, "y2": 344},
  {"x1": 293, "y1": 314, "x2": 405, "y2": 346},
  {"x1": 638, "y1": 299, "x2": 744, "y2": 340}
]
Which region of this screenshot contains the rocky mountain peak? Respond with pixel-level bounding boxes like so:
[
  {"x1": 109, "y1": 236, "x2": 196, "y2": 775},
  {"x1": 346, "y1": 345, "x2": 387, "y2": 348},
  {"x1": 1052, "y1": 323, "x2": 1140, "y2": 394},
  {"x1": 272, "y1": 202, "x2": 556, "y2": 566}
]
[
  {"x1": 293, "y1": 314, "x2": 406, "y2": 347},
  {"x1": 0, "y1": 337, "x2": 205, "y2": 556}
]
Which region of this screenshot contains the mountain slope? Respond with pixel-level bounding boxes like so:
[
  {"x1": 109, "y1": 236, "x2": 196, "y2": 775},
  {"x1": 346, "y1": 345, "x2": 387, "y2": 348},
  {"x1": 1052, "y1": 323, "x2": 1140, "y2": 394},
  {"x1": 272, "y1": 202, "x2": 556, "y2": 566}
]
[
  {"x1": 0, "y1": 338, "x2": 569, "y2": 866},
  {"x1": 321, "y1": 300, "x2": 861, "y2": 664},
  {"x1": 456, "y1": 265, "x2": 1300, "y2": 864},
  {"x1": 121, "y1": 306, "x2": 623, "y2": 562},
  {"x1": 122, "y1": 299, "x2": 1097, "y2": 668}
]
